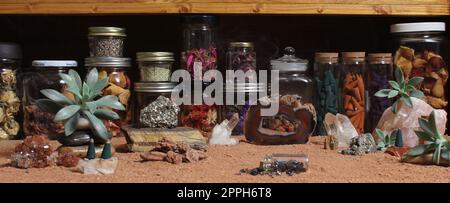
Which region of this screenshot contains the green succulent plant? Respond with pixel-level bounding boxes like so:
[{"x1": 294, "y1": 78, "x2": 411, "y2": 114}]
[
  {"x1": 374, "y1": 67, "x2": 424, "y2": 113},
  {"x1": 403, "y1": 111, "x2": 450, "y2": 165},
  {"x1": 375, "y1": 128, "x2": 402, "y2": 152},
  {"x1": 36, "y1": 68, "x2": 125, "y2": 143}
]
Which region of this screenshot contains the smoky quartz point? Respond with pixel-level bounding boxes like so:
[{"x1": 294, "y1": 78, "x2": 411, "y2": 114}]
[{"x1": 139, "y1": 96, "x2": 180, "y2": 128}]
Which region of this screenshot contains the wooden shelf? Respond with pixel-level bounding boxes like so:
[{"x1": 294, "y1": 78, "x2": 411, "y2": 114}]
[{"x1": 0, "y1": 0, "x2": 449, "y2": 16}]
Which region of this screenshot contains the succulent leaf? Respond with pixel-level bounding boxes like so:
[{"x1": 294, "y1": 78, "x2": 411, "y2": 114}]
[
  {"x1": 394, "y1": 67, "x2": 404, "y2": 83},
  {"x1": 401, "y1": 96, "x2": 413, "y2": 108},
  {"x1": 94, "y1": 109, "x2": 120, "y2": 120},
  {"x1": 91, "y1": 77, "x2": 109, "y2": 97},
  {"x1": 83, "y1": 110, "x2": 110, "y2": 143},
  {"x1": 54, "y1": 105, "x2": 80, "y2": 121},
  {"x1": 374, "y1": 89, "x2": 391, "y2": 97},
  {"x1": 64, "y1": 113, "x2": 79, "y2": 136},
  {"x1": 408, "y1": 77, "x2": 424, "y2": 87},
  {"x1": 404, "y1": 143, "x2": 433, "y2": 157},
  {"x1": 410, "y1": 90, "x2": 424, "y2": 98},
  {"x1": 86, "y1": 68, "x2": 98, "y2": 89},
  {"x1": 68, "y1": 69, "x2": 82, "y2": 89},
  {"x1": 389, "y1": 81, "x2": 400, "y2": 90},
  {"x1": 95, "y1": 95, "x2": 125, "y2": 110},
  {"x1": 414, "y1": 130, "x2": 434, "y2": 142},
  {"x1": 387, "y1": 90, "x2": 398, "y2": 98},
  {"x1": 35, "y1": 99, "x2": 64, "y2": 113},
  {"x1": 40, "y1": 89, "x2": 74, "y2": 105}
]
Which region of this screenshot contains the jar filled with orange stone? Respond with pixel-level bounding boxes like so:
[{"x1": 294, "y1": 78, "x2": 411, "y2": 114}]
[
  {"x1": 340, "y1": 52, "x2": 367, "y2": 134},
  {"x1": 85, "y1": 57, "x2": 132, "y2": 136}
]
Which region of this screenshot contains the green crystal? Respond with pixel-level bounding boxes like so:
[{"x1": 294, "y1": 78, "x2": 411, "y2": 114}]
[
  {"x1": 86, "y1": 138, "x2": 96, "y2": 160},
  {"x1": 101, "y1": 140, "x2": 112, "y2": 159}
]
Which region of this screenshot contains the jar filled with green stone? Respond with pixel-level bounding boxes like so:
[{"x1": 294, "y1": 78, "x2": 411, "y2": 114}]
[
  {"x1": 136, "y1": 52, "x2": 174, "y2": 82},
  {"x1": 313, "y1": 52, "x2": 340, "y2": 135}
]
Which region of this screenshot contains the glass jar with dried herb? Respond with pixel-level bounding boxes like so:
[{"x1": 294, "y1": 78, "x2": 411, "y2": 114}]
[
  {"x1": 226, "y1": 42, "x2": 256, "y2": 73},
  {"x1": 340, "y1": 52, "x2": 367, "y2": 134},
  {"x1": 133, "y1": 82, "x2": 179, "y2": 128},
  {"x1": 391, "y1": 22, "x2": 448, "y2": 110},
  {"x1": 0, "y1": 42, "x2": 22, "y2": 140},
  {"x1": 367, "y1": 53, "x2": 393, "y2": 133},
  {"x1": 244, "y1": 47, "x2": 317, "y2": 145},
  {"x1": 222, "y1": 82, "x2": 265, "y2": 135},
  {"x1": 181, "y1": 15, "x2": 218, "y2": 80},
  {"x1": 136, "y1": 52, "x2": 174, "y2": 82},
  {"x1": 313, "y1": 52, "x2": 340, "y2": 136},
  {"x1": 88, "y1": 27, "x2": 126, "y2": 57},
  {"x1": 23, "y1": 60, "x2": 78, "y2": 139},
  {"x1": 85, "y1": 57, "x2": 132, "y2": 135},
  {"x1": 180, "y1": 82, "x2": 218, "y2": 137}
]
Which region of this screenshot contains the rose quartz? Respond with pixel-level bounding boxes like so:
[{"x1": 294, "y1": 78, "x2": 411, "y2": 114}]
[{"x1": 373, "y1": 97, "x2": 447, "y2": 148}]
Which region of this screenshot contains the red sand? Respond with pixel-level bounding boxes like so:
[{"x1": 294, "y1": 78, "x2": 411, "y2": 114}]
[{"x1": 0, "y1": 136, "x2": 449, "y2": 183}]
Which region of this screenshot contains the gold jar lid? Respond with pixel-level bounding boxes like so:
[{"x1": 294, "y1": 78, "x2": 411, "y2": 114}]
[
  {"x1": 134, "y1": 82, "x2": 177, "y2": 93},
  {"x1": 136, "y1": 52, "x2": 174, "y2": 62},
  {"x1": 85, "y1": 57, "x2": 131, "y2": 67},
  {"x1": 88, "y1": 27, "x2": 126, "y2": 37},
  {"x1": 229, "y1": 42, "x2": 254, "y2": 48}
]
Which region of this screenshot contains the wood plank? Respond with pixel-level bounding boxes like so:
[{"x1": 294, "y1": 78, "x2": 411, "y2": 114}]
[{"x1": 0, "y1": 0, "x2": 449, "y2": 15}]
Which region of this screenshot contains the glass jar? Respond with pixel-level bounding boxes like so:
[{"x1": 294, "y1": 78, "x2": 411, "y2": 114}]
[
  {"x1": 23, "y1": 60, "x2": 78, "y2": 139},
  {"x1": 85, "y1": 57, "x2": 132, "y2": 135},
  {"x1": 313, "y1": 52, "x2": 339, "y2": 136},
  {"x1": 0, "y1": 42, "x2": 22, "y2": 140},
  {"x1": 340, "y1": 52, "x2": 367, "y2": 134},
  {"x1": 244, "y1": 47, "x2": 316, "y2": 145},
  {"x1": 136, "y1": 52, "x2": 174, "y2": 82},
  {"x1": 222, "y1": 82, "x2": 265, "y2": 135},
  {"x1": 367, "y1": 53, "x2": 393, "y2": 133},
  {"x1": 226, "y1": 42, "x2": 256, "y2": 72},
  {"x1": 133, "y1": 82, "x2": 178, "y2": 128},
  {"x1": 180, "y1": 82, "x2": 218, "y2": 137},
  {"x1": 391, "y1": 22, "x2": 448, "y2": 110},
  {"x1": 181, "y1": 15, "x2": 218, "y2": 80},
  {"x1": 88, "y1": 27, "x2": 126, "y2": 57}
]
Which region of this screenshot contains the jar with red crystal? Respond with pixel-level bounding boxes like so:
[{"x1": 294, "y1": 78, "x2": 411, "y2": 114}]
[{"x1": 180, "y1": 82, "x2": 218, "y2": 137}]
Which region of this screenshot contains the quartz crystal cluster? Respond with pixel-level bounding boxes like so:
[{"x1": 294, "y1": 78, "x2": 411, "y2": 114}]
[
  {"x1": 323, "y1": 113, "x2": 358, "y2": 148},
  {"x1": 10, "y1": 135, "x2": 55, "y2": 169},
  {"x1": 209, "y1": 113, "x2": 239, "y2": 145},
  {"x1": 139, "y1": 96, "x2": 180, "y2": 128}
]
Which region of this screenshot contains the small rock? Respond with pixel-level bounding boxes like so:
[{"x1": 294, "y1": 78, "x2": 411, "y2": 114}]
[
  {"x1": 57, "y1": 152, "x2": 80, "y2": 167},
  {"x1": 140, "y1": 151, "x2": 167, "y2": 161},
  {"x1": 77, "y1": 157, "x2": 118, "y2": 175},
  {"x1": 10, "y1": 135, "x2": 55, "y2": 169},
  {"x1": 341, "y1": 133, "x2": 377, "y2": 156},
  {"x1": 57, "y1": 131, "x2": 91, "y2": 146},
  {"x1": 165, "y1": 151, "x2": 183, "y2": 164}
]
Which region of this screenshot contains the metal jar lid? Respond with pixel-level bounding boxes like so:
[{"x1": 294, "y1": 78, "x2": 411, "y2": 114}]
[
  {"x1": 85, "y1": 57, "x2": 131, "y2": 67},
  {"x1": 390, "y1": 22, "x2": 445, "y2": 33},
  {"x1": 88, "y1": 27, "x2": 126, "y2": 37},
  {"x1": 134, "y1": 82, "x2": 177, "y2": 93},
  {"x1": 224, "y1": 82, "x2": 267, "y2": 93},
  {"x1": 0, "y1": 42, "x2": 22, "y2": 59},
  {"x1": 32, "y1": 60, "x2": 78, "y2": 67},
  {"x1": 136, "y1": 52, "x2": 174, "y2": 62},
  {"x1": 229, "y1": 42, "x2": 254, "y2": 48}
]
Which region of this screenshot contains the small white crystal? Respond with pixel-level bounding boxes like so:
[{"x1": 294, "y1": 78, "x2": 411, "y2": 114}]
[
  {"x1": 77, "y1": 157, "x2": 118, "y2": 175},
  {"x1": 209, "y1": 113, "x2": 239, "y2": 145},
  {"x1": 324, "y1": 113, "x2": 358, "y2": 148}
]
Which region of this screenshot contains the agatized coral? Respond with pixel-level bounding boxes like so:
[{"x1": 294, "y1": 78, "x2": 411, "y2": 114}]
[
  {"x1": 140, "y1": 137, "x2": 207, "y2": 164},
  {"x1": 11, "y1": 135, "x2": 55, "y2": 169}
]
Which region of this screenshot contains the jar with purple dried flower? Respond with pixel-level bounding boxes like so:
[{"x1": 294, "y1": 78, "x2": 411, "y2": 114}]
[
  {"x1": 181, "y1": 15, "x2": 218, "y2": 80},
  {"x1": 367, "y1": 53, "x2": 392, "y2": 133},
  {"x1": 226, "y1": 42, "x2": 256, "y2": 73}
]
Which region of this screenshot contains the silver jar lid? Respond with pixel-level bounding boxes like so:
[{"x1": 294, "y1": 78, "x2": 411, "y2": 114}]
[
  {"x1": 271, "y1": 47, "x2": 308, "y2": 72},
  {"x1": 229, "y1": 42, "x2": 254, "y2": 48},
  {"x1": 224, "y1": 82, "x2": 267, "y2": 93},
  {"x1": 88, "y1": 27, "x2": 126, "y2": 37},
  {"x1": 32, "y1": 60, "x2": 78, "y2": 67},
  {"x1": 136, "y1": 52, "x2": 174, "y2": 62},
  {"x1": 134, "y1": 82, "x2": 177, "y2": 93},
  {"x1": 85, "y1": 57, "x2": 131, "y2": 67}
]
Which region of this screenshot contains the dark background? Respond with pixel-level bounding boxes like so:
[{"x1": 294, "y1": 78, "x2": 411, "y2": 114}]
[{"x1": 0, "y1": 14, "x2": 448, "y2": 133}]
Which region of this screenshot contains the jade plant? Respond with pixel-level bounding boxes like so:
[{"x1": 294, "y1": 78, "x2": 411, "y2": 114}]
[
  {"x1": 36, "y1": 68, "x2": 125, "y2": 143},
  {"x1": 374, "y1": 67, "x2": 424, "y2": 113},
  {"x1": 403, "y1": 111, "x2": 450, "y2": 165},
  {"x1": 375, "y1": 128, "x2": 403, "y2": 152}
]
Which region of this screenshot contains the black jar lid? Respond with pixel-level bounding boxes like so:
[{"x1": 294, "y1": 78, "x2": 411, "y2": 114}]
[
  {"x1": 135, "y1": 82, "x2": 178, "y2": 93},
  {"x1": 181, "y1": 15, "x2": 218, "y2": 26},
  {"x1": 0, "y1": 42, "x2": 22, "y2": 59}
]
